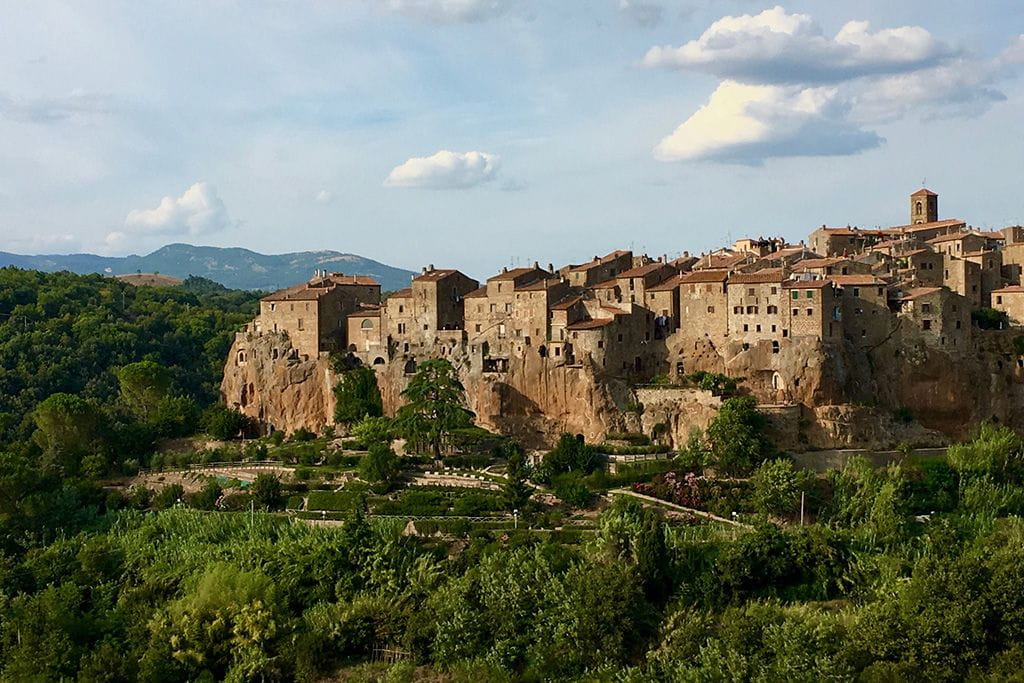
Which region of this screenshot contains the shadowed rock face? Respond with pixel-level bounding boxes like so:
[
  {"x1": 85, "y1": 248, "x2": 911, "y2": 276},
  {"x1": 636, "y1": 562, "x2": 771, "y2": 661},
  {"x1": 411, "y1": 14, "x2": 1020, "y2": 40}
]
[{"x1": 223, "y1": 324, "x2": 1024, "y2": 451}]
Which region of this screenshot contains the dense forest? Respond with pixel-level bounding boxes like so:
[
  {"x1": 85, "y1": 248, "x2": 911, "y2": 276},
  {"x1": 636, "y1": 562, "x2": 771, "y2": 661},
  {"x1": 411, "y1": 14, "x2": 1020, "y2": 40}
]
[{"x1": 4, "y1": 268, "x2": 1024, "y2": 681}]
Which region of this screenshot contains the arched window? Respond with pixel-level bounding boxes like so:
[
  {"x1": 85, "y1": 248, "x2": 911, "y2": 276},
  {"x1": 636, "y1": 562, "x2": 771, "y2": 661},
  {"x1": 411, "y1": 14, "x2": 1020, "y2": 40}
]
[
  {"x1": 404, "y1": 359, "x2": 417, "y2": 375},
  {"x1": 772, "y1": 372, "x2": 784, "y2": 390},
  {"x1": 915, "y1": 201, "x2": 923, "y2": 216},
  {"x1": 361, "y1": 319, "x2": 374, "y2": 329},
  {"x1": 373, "y1": 357, "x2": 386, "y2": 365},
  {"x1": 538, "y1": 345, "x2": 548, "y2": 358}
]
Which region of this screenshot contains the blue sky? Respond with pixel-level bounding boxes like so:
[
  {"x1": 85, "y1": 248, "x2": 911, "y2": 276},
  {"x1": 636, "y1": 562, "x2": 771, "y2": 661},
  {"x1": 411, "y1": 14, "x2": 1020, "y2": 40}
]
[{"x1": 1, "y1": 1, "x2": 1022, "y2": 279}]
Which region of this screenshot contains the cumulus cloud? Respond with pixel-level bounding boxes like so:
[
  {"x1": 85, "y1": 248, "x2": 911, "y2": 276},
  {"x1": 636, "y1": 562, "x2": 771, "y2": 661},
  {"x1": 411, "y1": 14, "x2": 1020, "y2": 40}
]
[
  {"x1": 382, "y1": 0, "x2": 515, "y2": 22},
  {"x1": 998, "y1": 34, "x2": 1024, "y2": 67},
  {"x1": 643, "y1": 5, "x2": 957, "y2": 84},
  {"x1": 618, "y1": 0, "x2": 664, "y2": 28},
  {"x1": 654, "y1": 80, "x2": 881, "y2": 164},
  {"x1": 108, "y1": 182, "x2": 234, "y2": 249},
  {"x1": 853, "y1": 59, "x2": 1007, "y2": 122},
  {"x1": 384, "y1": 150, "x2": 500, "y2": 189},
  {"x1": 5, "y1": 232, "x2": 81, "y2": 254}
]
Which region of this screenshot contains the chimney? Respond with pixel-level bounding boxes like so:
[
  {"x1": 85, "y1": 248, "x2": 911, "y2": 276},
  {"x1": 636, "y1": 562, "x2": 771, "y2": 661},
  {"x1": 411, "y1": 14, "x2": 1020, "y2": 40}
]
[
  {"x1": 428, "y1": 264, "x2": 434, "y2": 271},
  {"x1": 502, "y1": 266, "x2": 508, "y2": 273},
  {"x1": 422, "y1": 266, "x2": 428, "y2": 274},
  {"x1": 547, "y1": 263, "x2": 554, "y2": 272},
  {"x1": 683, "y1": 251, "x2": 689, "y2": 258},
  {"x1": 533, "y1": 261, "x2": 539, "y2": 270}
]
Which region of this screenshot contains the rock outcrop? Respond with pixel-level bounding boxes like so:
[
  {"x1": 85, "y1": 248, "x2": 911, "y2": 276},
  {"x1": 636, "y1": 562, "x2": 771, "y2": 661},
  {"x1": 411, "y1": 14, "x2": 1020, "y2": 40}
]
[
  {"x1": 222, "y1": 331, "x2": 336, "y2": 435},
  {"x1": 223, "y1": 323, "x2": 1024, "y2": 452}
]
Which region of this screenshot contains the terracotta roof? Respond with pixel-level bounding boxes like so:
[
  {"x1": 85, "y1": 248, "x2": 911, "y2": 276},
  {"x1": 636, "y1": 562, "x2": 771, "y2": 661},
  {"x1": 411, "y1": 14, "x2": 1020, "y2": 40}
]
[
  {"x1": 897, "y1": 218, "x2": 967, "y2": 233},
  {"x1": 618, "y1": 262, "x2": 669, "y2": 278},
  {"x1": 591, "y1": 279, "x2": 619, "y2": 289},
  {"x1": 550, "y1": 295, "x2": 583, "y2": 310},
  {"x1": 728, "y1": 268, "x2": 787, "y2": 284},
  {"x1": 678, "y1": 270, "x2": 729, "y2": 284},
  {"x1": 963, "y1": 250, "x2": 998, "y2": 258},
  {"x1": 793, "y1": 257, "x2": 846, "y2": 270},
  {"x1": 911, "y1": 188, "x2": 938, "y2": 196},
  {"x1": 262, "y1": 274, "x2": 379, "y2": 301},
  {"x1": 516, "y1": 278, "x2": 563, "y2": 292},
  {"x1": 993, "y1": 285, "x2": 1024, "y2": 294},
  {"x1": 899, "y1": 287, "x2": 942, "y2": 301},
  {"x1": 488, "y1": 266, "x2": 546, "y2": 282},
  {"x1": 670, "y1": 255, "x2": 698, "y2": 269},
  {"x1": 903, "y1": 249, "x2": 935, "y2": 258},
  {"x1": 697, "y1": 252, "x2": 749, "y2": 269},
  {"x1": 814, "y1": 227, "x2": 860, "y2": 237},
  {"x1": 927, "y1": 232, "x2": 972, "y2": 245},
  {"x1": 600, "y1": 305, "x2": 629, "y2": 316},
  {"x1": 567, "y1": 250, "x2": 631, "y2": 272},
  {"x1": 464, "y1": 286, "x2": 488, "y2": 299},
  {"x1": 647, "y1": 274, "x2": 687, "y2": 292},
  {"x1": 783, "y1": 278, "x2": 833, "y2": 289},
  {"x1": 567, "y1": 318, "x2": 613, "y2": 330},
  {"x1": 829, "y1": 275, "x2": 887, "y2": 286},
  {"x1": 413, "y1": 268, "x2": 460, "y2": 282},
  {"x1": 389, "y1": 287, "x2": 413, "y2": 298},
  {"x1": 974, "y1": 230, "x2": 1005, "y2": 239},
  {"x1": 773, "y1": 246, "x2": 815, "y2": 257}
]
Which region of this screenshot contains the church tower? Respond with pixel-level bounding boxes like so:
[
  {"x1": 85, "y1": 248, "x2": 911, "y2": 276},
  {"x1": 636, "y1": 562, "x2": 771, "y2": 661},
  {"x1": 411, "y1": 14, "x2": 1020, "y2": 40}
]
[{"x1": 910, "y1": 188, "x2": 938, "y2": 224}]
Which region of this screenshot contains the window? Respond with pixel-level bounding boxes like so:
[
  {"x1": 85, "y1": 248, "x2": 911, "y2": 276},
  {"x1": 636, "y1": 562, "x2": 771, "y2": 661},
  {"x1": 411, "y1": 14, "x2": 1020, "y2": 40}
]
[
  {"x1": 490, "y1": 303, "x2": 497, "y2": 313},
  {"x1": 755, "y1": 324, "x2": 761, "y2": 332},
  {"x1": 792, "y1": 291, "x2": 799, "y2": 300},
  {"x1": 767, "y1": 305, "x2": 778, "y2": 314},
  {"x1": 747, "y1": 287, "x2": 755, "y2": 296},
  {"x1": 617, "y1": 334, "x2": 623, "y2": 342},
  {"x1": 922, "y1": 303, "x2": 932, "y2": 313},
  {"x1": 861, "y1": 329, "x2": 866, "y2": 337},
  {"x1": 923, "y1": 319, "x2": 932, "y2": 330},
  {"x1": 743, "y1": 324, "x2": 749, "y2": 332},
  {"x1": 707, "y1": 306, "x2": 715, "y2": 313},
  {"x1": 423, "y1": 324, "x2": 428, "y2": 330},
  {"x1": 956, "y1": 320, "x2": 962, "y2": 329},
  {"x1": 297, "y1": 318, "x2": 304, "y2": 330},
  {"x1": 998, "y1": 296, "x2": 1003, "y2": 304},
  {"x1": 771, "y1": 324, "x2": 776, "y2": 332},
  {"x1": 398, "y1": 305, "x2": 404, "y2": 313},
  {"x1": 597, "y1": 340, "x2": 604, "y2": 348},
  {"x1": 505, "y1": 303, "x2": 512, "y2": 312},
  {"x1": 806, "y1": 290, "x2": 814, "y2": 298},
  {"x1": 361, "y1": 319, "x2": 374, "y2": 329},
  {"x1": 475, "y1": 324, "x2": 481, "y2": 332},
  {"x1": 806, "y1": 308, "x2": 813, "y2": 316},
  {"x1": 792, "y1": 308, "x2": 799, "y2": 317},
  {"x1": 783, "y1": 329, "x2": 789, "y2": 338},
  {"x1": 878, "y1": 287, "x2": 884, "y2": 296},
  {"x1": 746, "y1": 305, "x2": 757, "y2": 314},
  {"x1": 770, "y1": 287, "x2": 777, "y2": 295},
  {"x1": 853, "y1": 288, "x2": 860, "y2": 297}
]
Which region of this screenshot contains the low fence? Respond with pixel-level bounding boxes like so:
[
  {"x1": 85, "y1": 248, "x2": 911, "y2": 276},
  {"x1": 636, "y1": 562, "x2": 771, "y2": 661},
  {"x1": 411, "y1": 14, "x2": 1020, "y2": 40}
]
[{"x1": 137, "y1": 460, "x2": 287, "y2": 476}]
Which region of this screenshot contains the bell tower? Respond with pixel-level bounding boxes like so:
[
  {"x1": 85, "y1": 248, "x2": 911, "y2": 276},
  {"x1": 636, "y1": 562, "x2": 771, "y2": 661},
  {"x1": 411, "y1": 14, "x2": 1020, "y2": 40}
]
[{"x1": 910, "y1": 188, "x2": 938, "y2": 224}]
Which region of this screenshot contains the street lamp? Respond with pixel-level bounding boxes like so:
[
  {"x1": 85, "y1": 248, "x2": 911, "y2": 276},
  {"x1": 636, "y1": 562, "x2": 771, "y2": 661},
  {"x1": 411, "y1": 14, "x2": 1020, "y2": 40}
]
[{"x1": 513, "y1": 508, "x2": 519, "y2": 530}]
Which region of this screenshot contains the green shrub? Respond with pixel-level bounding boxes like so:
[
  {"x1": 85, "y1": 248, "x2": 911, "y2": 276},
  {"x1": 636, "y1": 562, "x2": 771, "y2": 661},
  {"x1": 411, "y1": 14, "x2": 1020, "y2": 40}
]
[{"x1": 306, "y1": 490, "x2": 361, "y2": 512}]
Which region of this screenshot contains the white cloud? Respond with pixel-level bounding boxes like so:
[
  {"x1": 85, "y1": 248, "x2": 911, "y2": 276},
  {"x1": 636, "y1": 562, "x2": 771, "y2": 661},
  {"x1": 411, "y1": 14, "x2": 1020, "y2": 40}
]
[
  {"x1": 110, "y1": 182, "x2": 234, "y2": 248},
  {"x1": 997, "y1": 34, "x2": 1024, "y2": 67},
  {"x1": 315, "y1": 189, "x2": 334, "y2": 204},
  {"x1": 654, "y1": 80, "x2": 881, "y2": 164},
  {"x1": 384, "y1": 150, "x2": 500, "y2": 189},
  {"x1": 4, "y1": 232, "x2": 81, "y2": 254},
  {"x1": 853, "y1": 59, "x2": 1007, "y2": 122},
  {"x1": 643, "y1": 5, "x2": 956, "y2": 84},
  {"x1": 382, "y1": 0, "x2": 515, "y2": 22},
  {"x1": 618, "y1": 0, "x2": 663, "y2": 28}
]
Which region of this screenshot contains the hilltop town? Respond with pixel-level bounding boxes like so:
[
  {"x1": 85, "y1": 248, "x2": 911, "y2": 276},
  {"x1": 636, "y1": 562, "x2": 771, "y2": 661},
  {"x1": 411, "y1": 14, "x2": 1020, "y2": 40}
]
[{"x1": 224, "y1": 189, "x2": 1024, "y2": 450}]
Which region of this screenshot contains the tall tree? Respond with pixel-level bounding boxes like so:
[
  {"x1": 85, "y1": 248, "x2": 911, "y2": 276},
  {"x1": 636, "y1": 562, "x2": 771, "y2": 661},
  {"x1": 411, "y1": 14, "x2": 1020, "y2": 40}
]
[
  {"x1": 333, "y1": 366, "x2": 383, "y2": 424},
  {"x1": 32, "y1": 393, "x2": 99, "y2": 475},
  {"x1": 705, "y1": 396, "x2": 775, "y2": 476},
  {"x1": 396, "y1": 359, "x2": 473, "y2": 460},
  {"x1": 116, "y1": 360, "x2": 172, "y2": 420}
]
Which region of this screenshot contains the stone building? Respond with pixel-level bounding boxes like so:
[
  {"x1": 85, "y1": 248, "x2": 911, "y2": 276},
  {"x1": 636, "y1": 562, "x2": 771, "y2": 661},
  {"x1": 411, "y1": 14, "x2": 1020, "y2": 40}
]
[
  {"x1": 785, "y1": 278, "x2": 842, "y2": 341},
  {"x1": 677, "y1": 270, "x2": 729, "y2": 342},
  {"x1": 257, "y1": 272, "x2": 380, "y2": 360},
  {"x1": 726, "y1": 269, "x2": 789, "y2": 344},
  {"x1": 831, "y1": 275, "x2": 891, "y2": 346},
  {"x1": 993, "y1": 285, "x2": 1024, "y2": 325},
  {"x1": 346, "y1": 305, "x2": 384, "y2": 361},
  {"x1": 910, "y1": 188, "x2": 938, "y2": 224},
  {"x1": 562, "y1": 250, "x2": 633, "y2": 287},
  {"x1": 896, "y1": 287, "x2": 972, "y2": 349},
  {"x1": 942, "y1": 256, "x2": 983, "y2": 308}
]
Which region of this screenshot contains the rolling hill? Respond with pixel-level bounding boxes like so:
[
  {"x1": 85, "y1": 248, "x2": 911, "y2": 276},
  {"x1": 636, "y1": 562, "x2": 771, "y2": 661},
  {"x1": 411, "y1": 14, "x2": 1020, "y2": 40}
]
[{"x1": 0, "y1": 243, "x2": 417, "y2": 292}]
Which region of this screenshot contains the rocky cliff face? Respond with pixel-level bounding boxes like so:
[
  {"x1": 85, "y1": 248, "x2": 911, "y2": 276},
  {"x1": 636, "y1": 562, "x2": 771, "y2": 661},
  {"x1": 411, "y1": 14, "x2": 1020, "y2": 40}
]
[
  {"x1": 222, "y1": 324, "x2": 1024, "y2": 451},
  {"x1": 221, "y1": 332, "x2": 336, "y2": 435}
]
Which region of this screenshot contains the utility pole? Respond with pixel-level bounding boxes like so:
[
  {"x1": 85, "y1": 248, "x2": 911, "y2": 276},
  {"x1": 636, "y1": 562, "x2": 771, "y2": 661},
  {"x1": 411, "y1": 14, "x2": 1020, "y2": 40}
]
[{"x1": 800, "y1": 491, "x2": 805, "y2": 526}]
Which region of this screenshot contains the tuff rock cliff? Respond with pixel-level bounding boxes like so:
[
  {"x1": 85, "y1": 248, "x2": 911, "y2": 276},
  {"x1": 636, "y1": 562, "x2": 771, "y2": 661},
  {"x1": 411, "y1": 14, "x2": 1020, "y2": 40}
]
[{"x1": 222, "y1": 326, "x2": 1024, "y2": 451}]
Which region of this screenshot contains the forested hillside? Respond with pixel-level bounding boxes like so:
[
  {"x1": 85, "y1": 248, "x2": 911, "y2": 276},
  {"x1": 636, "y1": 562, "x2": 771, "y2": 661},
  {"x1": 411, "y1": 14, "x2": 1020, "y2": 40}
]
[{"x1": 4, "y1": 268, "x2": 1024, "y2": 681}]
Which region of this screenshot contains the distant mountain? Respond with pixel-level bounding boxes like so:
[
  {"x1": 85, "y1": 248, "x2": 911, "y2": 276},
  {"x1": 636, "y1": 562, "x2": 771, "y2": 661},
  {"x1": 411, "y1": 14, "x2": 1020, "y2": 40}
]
[{"x1": 0, "y1": 243, "x2": 417, "y2": 292}]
